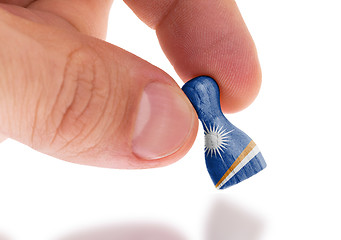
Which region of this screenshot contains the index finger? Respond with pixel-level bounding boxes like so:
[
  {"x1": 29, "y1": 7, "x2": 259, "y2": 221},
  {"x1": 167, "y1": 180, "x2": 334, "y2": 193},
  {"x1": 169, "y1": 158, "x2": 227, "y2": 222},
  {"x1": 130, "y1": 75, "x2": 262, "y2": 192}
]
[{"x1": 124, "y1": 0, "x2": 261, "y2": 113}]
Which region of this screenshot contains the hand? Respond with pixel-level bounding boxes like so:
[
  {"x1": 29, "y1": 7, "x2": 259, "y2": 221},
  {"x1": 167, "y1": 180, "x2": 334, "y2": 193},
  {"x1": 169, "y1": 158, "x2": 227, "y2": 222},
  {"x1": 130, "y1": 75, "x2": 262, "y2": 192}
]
[{"x1": 0, "y1": 0, "x2": 261, "y2": 169}]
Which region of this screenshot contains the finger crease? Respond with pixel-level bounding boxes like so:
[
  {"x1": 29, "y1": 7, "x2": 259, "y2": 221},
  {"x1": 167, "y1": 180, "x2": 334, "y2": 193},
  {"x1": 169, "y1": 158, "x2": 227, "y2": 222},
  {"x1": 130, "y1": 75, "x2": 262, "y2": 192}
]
[{"x1": 155, "y1": 0, "x2": 180, "y2": 29}]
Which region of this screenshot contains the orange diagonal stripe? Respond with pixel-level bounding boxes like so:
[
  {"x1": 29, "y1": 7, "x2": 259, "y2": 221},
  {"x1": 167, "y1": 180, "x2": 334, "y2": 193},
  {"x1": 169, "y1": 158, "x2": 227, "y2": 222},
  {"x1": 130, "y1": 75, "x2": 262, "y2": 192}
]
[{"x1": 215, "y1": 140, "x2": 256, "y2": 188}]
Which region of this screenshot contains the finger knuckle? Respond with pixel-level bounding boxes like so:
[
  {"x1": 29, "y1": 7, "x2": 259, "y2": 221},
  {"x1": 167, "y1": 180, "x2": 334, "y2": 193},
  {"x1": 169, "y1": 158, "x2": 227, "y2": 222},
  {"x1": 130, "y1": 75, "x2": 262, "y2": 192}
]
[{"x1": 48, "y1": 46, "x2": 112, "y2": 152}]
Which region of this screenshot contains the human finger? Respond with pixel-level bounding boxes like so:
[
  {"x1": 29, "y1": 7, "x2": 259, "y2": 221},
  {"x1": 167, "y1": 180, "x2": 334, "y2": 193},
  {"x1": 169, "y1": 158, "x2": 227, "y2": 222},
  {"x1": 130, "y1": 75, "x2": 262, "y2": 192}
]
[
  {"x1": 0, "y1": 8, "x2": 198, "y2": 168},
  {"x1": 124, "y1": 0, "x2": 262, "y2": 112},
  {"x1": 0, "y1": 0, "x2": 114, "y2": 39}
]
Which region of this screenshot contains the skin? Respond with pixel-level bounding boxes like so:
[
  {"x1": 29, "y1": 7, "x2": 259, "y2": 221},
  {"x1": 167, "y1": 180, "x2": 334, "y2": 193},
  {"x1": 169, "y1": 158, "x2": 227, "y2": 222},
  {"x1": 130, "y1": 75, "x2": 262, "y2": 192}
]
[{"x1": 0, "y1": 0, "x2": 261, "y2": 169}]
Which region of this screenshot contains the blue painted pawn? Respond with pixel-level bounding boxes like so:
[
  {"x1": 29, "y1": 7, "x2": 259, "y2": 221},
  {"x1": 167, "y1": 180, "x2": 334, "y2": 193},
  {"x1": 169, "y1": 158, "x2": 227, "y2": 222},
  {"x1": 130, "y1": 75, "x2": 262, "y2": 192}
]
[{"x1": 182, "y1": 76, "x2": 266, "y2": 189}]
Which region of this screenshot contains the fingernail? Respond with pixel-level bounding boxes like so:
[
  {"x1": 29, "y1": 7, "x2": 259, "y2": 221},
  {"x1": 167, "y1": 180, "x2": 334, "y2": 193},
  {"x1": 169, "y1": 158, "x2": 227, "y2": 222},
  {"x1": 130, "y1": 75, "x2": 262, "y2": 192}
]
[{"x1": 132, "y1": 82, "x2": 195, "y2": 160}]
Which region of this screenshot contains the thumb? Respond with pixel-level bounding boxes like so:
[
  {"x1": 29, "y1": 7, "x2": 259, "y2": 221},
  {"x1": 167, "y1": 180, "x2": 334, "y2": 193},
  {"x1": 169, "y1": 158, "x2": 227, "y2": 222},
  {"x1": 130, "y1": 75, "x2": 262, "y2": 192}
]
[{"x1": 0, "y1": 9, "x2": 197, "y2": 168}]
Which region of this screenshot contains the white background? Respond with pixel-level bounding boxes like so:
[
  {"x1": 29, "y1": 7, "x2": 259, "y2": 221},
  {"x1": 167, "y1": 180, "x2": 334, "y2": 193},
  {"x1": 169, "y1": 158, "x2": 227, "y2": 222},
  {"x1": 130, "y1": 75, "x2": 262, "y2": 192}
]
[{"x1": 1, "y1": 0, "x2": 340, "y2": 239}]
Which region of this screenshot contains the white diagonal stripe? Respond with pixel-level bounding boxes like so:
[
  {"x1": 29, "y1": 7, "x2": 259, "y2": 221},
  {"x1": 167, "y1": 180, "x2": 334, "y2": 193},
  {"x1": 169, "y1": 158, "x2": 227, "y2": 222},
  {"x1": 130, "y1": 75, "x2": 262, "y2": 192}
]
[{"x1": 217, "y1": 145, "x2": 260, "y2": 189}]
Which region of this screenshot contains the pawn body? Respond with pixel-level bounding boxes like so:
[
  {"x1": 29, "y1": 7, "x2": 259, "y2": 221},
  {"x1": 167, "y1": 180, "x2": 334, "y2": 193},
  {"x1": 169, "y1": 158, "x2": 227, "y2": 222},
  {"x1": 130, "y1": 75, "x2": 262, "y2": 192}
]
[{"x1": 182, "y1": 76, "x2": 266, "y2": 189}]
